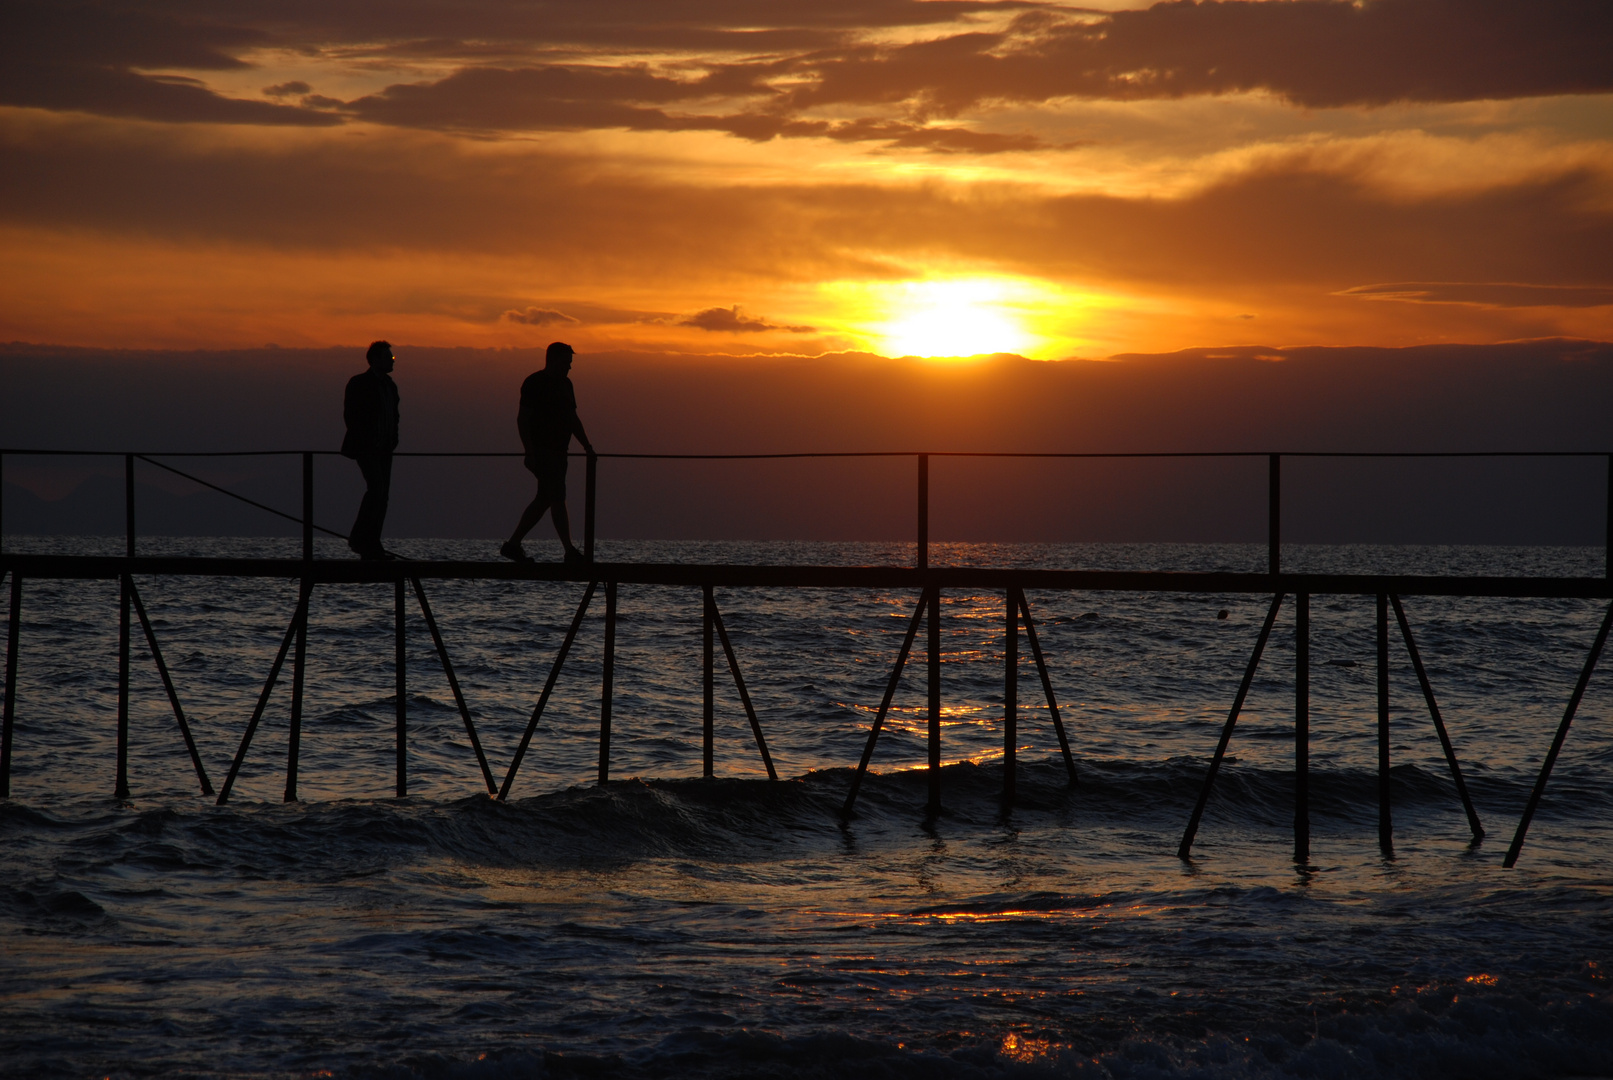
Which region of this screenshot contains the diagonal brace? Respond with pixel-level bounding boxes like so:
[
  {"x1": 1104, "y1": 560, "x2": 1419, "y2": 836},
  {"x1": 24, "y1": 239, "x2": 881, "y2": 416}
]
[
  {"x1": 1389, "y1": 594, "x2": 1482, "y2": 839},
  {"x1": 1016, "y1": 588, "x2": 1077, "y2": 785},
  {"x1": 1178, "y1": 592, "x2": 1285, "y2": 860},
  {"x1": 1504, "y1": 599, "x2": 1613, "y2": 868},
  {"x1": 128, "y1": 579, "x2": 212, "y2": 795},
  {"x1": 216, "y1": 581, "x2": 312, "y2": 805},
  {"x1": 710, "y1": 594, "x2": 776, "y2": 780},
  {"x1": 499, "y1": 582, "x2": 597, "y2": 801},
  {"x1": 411, "y1": 578, "x2": 497, "y2": 795},
  {"x1": 842, "y1": 586, "x2": 931, "y2": 819}
]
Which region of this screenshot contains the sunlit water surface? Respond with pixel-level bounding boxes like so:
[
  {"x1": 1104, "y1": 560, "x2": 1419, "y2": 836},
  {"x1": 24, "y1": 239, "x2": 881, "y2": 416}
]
[{"x1": 2, "y1": 539, "x2": 1611, "y2": 1079}]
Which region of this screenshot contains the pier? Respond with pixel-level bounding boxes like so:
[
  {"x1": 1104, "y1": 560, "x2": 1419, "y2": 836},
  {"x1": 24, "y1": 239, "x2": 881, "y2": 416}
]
[{"x1": 3, "y1": 447, "x2": 1611, "y2": 868}]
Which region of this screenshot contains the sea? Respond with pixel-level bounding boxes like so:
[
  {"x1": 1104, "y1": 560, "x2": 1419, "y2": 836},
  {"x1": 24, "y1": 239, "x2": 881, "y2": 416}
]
[{"x1": 2, "y1": 538, "x2": 1611, "y2": 1080}]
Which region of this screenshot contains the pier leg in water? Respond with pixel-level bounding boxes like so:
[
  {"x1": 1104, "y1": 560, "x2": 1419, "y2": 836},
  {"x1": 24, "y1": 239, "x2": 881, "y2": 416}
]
[
  {"x1": 1378, "y1": 593, "x2": 1393, "y2": 856},
  {"x1": 499, "y1": 582, "x2": 596, "y2": 801},
  {"x1": 1017, "y1": 589, "x2": 1076, "y2": 786},
  {"x1": 1295, "y1": 591, "x2": 1310, "y2": 864},
  {"x1": 711, "y1": 594, "x2": 776, "y2": 780},
  {"x1": 598, "y1": 581, "x2": 616, "y2": 785},
  {"x1": 1390, "y1": 595, "x2": 1482, "y2": 839},
  {"x1": 117, "y1": 573, "x2": 131, "y2": 800},
  {"x1": 217, "y1": 586, "x2": 312, "y2": 805},
  {"x1": 411, "y1": 579, "x2": 495, "y2": 795},
  {"x1": 842, "y1": 587, "x2": 929, "y2": 818},
  {"x1": 129, "y1": 581, "x2": 212, "y2": 796},
  {"x1": 285, "y1": 580, "x2": 310, "y2": 802},
  {"x1": 927, "y1": 587, "x2": 942, "y2": 818},
  {"x1": 1178, "y1": 593, "x2": 1285, "y2": 860},
  {"x1": 1505, "y1": 599, "x2": 1613, "y2": 867},
  {"x1": 1003, "y1": 589, "x2": 1017, "y2": 808},
  {"x1": 1, "y1": 573, "x2": 20, "y2": 798},
  {"x1": 395, "y1": 578, "x2": 406, "y2": 798},
  {"x1": 703, "y1": 584, "x2": 714, "y2": 779}
]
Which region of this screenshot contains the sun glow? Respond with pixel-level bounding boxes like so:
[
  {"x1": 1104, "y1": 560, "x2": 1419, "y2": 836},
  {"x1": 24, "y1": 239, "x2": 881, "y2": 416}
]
[{"x1": 825, "y1": 276, "x2": 1085, "y2": 360}]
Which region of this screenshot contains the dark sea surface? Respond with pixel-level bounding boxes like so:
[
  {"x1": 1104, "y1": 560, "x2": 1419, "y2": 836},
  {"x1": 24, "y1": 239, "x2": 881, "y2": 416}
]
[{"x1": 2, "y1": 538, "x2": 1612, "y2": 1079}]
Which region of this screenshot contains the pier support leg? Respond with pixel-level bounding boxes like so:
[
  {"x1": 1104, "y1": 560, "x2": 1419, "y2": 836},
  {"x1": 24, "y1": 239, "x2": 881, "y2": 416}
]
[
  {"x1": 411, "y1": 579, "x2": 495, "y2": 795},
  {"x1": 1377, "y1": 593, "x2": 1393, "y2": 856},
  {"x1": 117, "y1": 573, "x2": 131, "y2": 800},
  {"x1": 499, "y1": 582, "x2": 596, "y2": 801},
  {"x1": 1003, "y1": 589, "x2": 1017, "y2": 807},
  {"x1": 703, "y1": 584, "x2": 714, "y2": 779},
  {"x1": 598, "y1": 581, "x2": 616, "y2": 785},
  {"x1": 395, "y1": 577, "x2": 406, "y2": 798},
  {"x1": 1, "y1": 573, "x2": 19, "y2": 798},
  {"x1": 1178, "y1": 593, "x2": 1285, "y2": 860},
  {"x1": 285, "y1": 579, "x2": 310, "y2": 803},
  {"x1": 1390, "y1": 595, "x2": 1482, "y2": 839},
  {"x1": 1295, "y1": 591, "x2": 1310, "y2": 864},
  {"x1": 1017, "y1": 589, "x2": 1077, "y2": 786},
  {"x1": 711, "y1": 595, "x2": 776, "y2": 780},
  {"x1": 927, "y1": 587, "x2": 942, "y2": 817},
  {"x1": 842, "y1": 587, "x2": 929, "y2": 818},
  {"x1": 1505, "y1": 599, "x2": 1613, "y2": 867},
  {"x1": 130, "y1": 581, "x2": 212, "y2": 795},
  {"x1": 217, "y1": 586, "x2": 312, "y2": 805}
]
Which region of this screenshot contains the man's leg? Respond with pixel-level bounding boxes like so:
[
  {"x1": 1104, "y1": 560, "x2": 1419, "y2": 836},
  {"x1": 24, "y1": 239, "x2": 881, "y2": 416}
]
[
  {"x1": 507, "y1": 495, "x2": 550, "y2": 546},
  {"x1": 351, "y1": 454, "x2": 392, "y2": 554},
  {"x1": 551, "y1": 500, "x2": 580, "y2": 556}
]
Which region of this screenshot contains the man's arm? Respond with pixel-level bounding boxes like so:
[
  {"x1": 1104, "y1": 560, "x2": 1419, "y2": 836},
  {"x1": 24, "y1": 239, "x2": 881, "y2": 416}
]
[{"x1": 571, "y1": 412, "x2": 594, "y2": 454}]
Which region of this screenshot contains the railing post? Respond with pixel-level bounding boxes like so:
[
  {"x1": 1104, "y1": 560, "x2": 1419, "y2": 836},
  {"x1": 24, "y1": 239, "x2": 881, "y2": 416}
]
[
  {"x1": 917, "y1": 454, "x2": 929, "y2": 571},
  {"x1": 703, "y1": 583, "x2": 714, "y2": 778},
  {"x1": 1003, "y1": 588, "x2": 1017, "y2": 807},
  {"x1": 1, "y1": 450, "x2": 6, "y2": 555},
  {"x1": 1377, "y1": 592, "x2": 1393, "y2": 856},
  {"x1": 285, "y1": 581, "x2": 309, "y2": 802},
  {"x1": 1268, "y1": 453, "x2": 1280, "y2": 576},
  {"x1": 2, "y1": 573, "x2": 20, "y2": 797},
  {"x1": 125, "y1": 453, "x2": 136, "y2": 557},
  {"x1": 598, "y1": 581, "x2": 616, "y2": 785},
  {"x1": 927, "y1": 586, "x2": 941, "y2": 816},
  {"x1": 395, "y1": 577, "x2": 406, "y2": 798},
  {"x1": 585, "y1": 451, "x2": 597, "y2": 562},
  {"x1": 302, "y1": 452, "x2": 314, "y2": 563},
  {"x1": 1294, "y1": 591, "x2": 1309, "y2": 863},
  {"x1": 1605, "y1": 453, "x2": 1611, "y2": 579},
  {"x1": 119, "y1": 454, "x2": 135, "y2": 799},
  {"x1": 116, "y1": 572, "x2": 130, "y2": 799}
]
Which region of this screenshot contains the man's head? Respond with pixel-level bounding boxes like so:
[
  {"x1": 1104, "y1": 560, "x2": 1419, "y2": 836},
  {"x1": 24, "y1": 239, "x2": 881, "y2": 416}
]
[
  {"x1": 545, "y1": 341, "x2": 575, "y2": 373},
  {"x1": 367, "y1": 340, "x2": 395, "y2": 374}
]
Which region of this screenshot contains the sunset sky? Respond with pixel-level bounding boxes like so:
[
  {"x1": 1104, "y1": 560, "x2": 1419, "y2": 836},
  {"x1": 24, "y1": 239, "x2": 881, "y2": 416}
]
[{"x1": 4, "y1": 0, "x2": 1611, "y2": 359}]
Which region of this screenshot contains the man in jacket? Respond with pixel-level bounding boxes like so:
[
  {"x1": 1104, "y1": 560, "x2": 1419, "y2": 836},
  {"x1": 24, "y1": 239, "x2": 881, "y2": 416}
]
[
  {"x1": 342, "y1": 340, "x2": 400, "y2": 559},
  {"x1": 501, "y1": 341, "x2": 593, "y2": 564}
]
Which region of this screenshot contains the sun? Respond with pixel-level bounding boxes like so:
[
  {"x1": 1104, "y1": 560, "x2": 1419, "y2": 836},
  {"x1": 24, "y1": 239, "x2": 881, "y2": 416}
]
[{"x1": 822, "y1": 276, "x2": 1081, "y2": 360}]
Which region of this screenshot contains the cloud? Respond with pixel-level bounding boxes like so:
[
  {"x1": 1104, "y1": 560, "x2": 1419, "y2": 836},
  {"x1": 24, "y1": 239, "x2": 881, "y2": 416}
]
[
  {"x1": 504, "y1": 306, "x2": 580, "y2": 326},
  {"x1": 0, "y1": 3, "x2": 339, "y2": 125},
  {"x1": 11, "y1": 1, "x2": 1606, "y2": 143},
  {"x1": 786, "y1": 0, "x2": 1613, "y2": 116},
  {"x1": 1341, "y1": 282, "x2": 1613, "y2": 308},
  {"x1": 680, "y1": 306, "x2": 816, "y2": 333},
  {"x1": 263, "y1": 82, "x2": 312, "y2": 99}
]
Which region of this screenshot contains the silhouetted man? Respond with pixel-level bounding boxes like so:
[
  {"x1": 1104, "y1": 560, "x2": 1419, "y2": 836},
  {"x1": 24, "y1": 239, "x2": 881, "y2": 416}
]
[
  {"x1": 502, "y1": 341, "x2": 593, "y2": 564},
  {"x1": 342, "y1": 340, "x2": 400, "y2": 560}
]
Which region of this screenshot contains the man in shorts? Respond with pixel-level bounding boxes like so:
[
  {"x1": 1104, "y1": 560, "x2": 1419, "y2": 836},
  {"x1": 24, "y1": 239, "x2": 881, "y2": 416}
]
[
  {"x1": 501, "y1": 341, "x2": 594, "y2": 564},
  {"x1": 341, "y1": 340, "x2": 400, "y2": 560}
]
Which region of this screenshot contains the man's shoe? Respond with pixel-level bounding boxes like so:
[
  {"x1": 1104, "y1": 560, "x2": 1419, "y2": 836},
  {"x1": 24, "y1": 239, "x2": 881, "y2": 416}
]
[
  {"x1": 563, "y1": 549, "x2": 590, "y2": 566},
  {"x1": 501, "y1": 540, "x2": 534, "y2": 563}
]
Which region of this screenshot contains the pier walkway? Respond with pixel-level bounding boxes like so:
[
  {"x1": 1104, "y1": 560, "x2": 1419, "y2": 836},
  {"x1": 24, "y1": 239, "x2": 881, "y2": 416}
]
[{"x1": 3, "y1": 446, "x2": 1612, "y2": 868}]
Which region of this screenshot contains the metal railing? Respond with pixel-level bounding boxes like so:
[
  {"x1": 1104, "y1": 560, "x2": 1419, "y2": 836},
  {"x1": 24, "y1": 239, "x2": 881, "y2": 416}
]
[{"x1": 4, "y1": 447, "x2": 1611, "y2": 575}]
